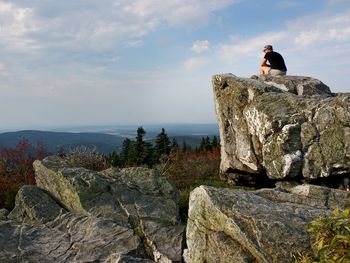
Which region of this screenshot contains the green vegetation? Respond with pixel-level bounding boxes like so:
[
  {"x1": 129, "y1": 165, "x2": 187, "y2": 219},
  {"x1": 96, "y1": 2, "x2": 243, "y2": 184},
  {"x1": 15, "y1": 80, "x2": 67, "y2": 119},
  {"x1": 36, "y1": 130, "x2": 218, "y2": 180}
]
[
  {"x1": 295, "y1": 208, "x2": 350, "y2": 263},
  {"x1": 0, "y1": 127, "x2": 223, "y2": 212}
]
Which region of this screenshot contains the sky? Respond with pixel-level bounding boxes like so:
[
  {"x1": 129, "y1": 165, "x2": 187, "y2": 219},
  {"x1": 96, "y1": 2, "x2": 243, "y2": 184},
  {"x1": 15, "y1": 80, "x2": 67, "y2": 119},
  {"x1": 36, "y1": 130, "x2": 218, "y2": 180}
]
[{"x1": 0, "y1": 0, "x2": 349, "y2": 130}]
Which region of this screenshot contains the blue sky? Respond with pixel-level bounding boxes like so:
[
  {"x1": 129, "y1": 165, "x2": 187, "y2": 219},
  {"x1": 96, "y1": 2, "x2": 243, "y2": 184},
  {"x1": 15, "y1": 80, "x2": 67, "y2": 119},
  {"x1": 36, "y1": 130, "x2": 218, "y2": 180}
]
[{"x1": 0, "y1": 0, "x2": 349, "y2": 130}]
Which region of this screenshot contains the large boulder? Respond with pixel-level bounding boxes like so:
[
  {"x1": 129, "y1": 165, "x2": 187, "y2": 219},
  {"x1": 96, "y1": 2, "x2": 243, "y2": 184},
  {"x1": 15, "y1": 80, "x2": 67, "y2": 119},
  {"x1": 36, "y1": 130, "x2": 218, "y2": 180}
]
[
  {"x1": 1, "y1": 156, "x2": 184, "y2": 262},
  {"x1": 186, "y1": 184, "x2": 350, "y2": 263},
  {"x1": 213, "y1": 74, "x2": 350, "y2": 182}
]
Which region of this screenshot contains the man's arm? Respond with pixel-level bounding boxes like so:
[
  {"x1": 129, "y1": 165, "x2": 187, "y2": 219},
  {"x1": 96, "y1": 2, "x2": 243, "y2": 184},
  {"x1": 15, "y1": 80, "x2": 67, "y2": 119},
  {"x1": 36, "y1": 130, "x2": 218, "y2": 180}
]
[
  {"x1": 260, "y1": 57, "x2": 270, "y2": 75},
  {"x1": 261, "y1": 58, "x2": 270, "y2": 68}
]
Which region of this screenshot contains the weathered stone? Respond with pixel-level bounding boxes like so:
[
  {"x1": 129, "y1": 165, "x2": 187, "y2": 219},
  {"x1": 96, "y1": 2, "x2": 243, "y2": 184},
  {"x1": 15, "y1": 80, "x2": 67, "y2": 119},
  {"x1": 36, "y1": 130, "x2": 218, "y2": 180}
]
[
  {"x1": 0, "y1": 213, "x2": 144, "y2": 263},
  {"x1": 186, "y1": 185, "x2": 349, "y2": 263},
  {"x1": 31, "y1": 156, "x2": 184, "y2": 262},
  {"x1": 105, "y1": 253, "x2": 155, "y2": 263},
  {"x1": 33, "y1": 157, "x2": 179, "y2": 223},
  {"x1": 7, "y1": 185, "x2": 66, "y2": 223},
  {"x1": 252, "y1": 74, "x2": 332, "y2": 96},
  {"x1": 140, "y1": 220, "x2": 185, "y2": 263},
  {"x1": 213, "y1": 74, "x2": 350, "y2": 181},
  {"x1": 0, "y1": 209, "x2": 8, "y2": 221}
]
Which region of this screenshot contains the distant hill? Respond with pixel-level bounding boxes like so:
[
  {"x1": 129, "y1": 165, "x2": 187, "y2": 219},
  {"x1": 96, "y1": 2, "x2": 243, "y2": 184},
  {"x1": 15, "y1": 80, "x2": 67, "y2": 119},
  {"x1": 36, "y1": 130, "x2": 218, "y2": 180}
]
[
  {"x1": 0, "y1": 130, "x2": 124, "y2": 154},
  {"x1": 0, "y1": 124, "x2": 220, "y2": 154}
]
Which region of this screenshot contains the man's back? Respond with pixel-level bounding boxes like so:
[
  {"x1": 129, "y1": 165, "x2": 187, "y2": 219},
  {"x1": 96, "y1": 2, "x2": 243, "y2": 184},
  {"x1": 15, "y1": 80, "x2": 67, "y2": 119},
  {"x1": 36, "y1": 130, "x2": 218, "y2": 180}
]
[{"x1": 264, "y1": 51, "x2": 287, "y2": 71}]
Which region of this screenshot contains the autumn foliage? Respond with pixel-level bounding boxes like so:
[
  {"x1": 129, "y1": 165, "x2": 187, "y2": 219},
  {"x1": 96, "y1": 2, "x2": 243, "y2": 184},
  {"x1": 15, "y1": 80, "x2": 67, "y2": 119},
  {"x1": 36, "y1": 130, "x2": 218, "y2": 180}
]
[
  {"x1": 0, "y1": 138, "x2": 48, "y2": 210},
  {"x1": 158, "y1": 146, "x2": 221, "y2": 188}
]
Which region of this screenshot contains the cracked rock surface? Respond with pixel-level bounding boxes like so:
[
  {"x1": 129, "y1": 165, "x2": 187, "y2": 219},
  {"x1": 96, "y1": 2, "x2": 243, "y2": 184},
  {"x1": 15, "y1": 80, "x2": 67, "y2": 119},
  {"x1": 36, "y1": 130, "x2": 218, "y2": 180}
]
[
  {"x1": 213, "y1": 74, "x2": 350, "y2": 181},
  {"x1": 0, "y1": 156, "x2": 185, "y2": 262},
  {"x1": 186, "y1": 184, "x2": 350, "y2": 263}
]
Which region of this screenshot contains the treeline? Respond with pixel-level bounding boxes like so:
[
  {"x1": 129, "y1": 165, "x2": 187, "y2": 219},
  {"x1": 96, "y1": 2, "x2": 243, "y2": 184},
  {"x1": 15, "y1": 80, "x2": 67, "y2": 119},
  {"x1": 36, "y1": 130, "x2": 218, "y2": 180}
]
[
  {"x1": 0, "y1": 127, "x2": 220, "y2": 211},
  {"x1": 108, "y1": 127, "x2": 219, "y2": 167}
]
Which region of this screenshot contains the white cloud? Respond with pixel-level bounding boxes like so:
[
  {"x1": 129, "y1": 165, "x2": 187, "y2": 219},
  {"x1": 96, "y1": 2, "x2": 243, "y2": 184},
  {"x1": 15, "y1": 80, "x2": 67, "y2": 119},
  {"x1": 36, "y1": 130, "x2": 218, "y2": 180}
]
[
  {"x1": 191, "y1": 40, "x2": 210, "y2": 53},
  {"x1": 127, "y1": 39, "x2": 144, "y2": 47},
  {"x1": 218, "y1": 31, "x2": 287, "y2": 60},
  {"x1": 218, "y1": 8, "x2": 350, "y2": 59},
  {"x1": 327, "y1": 0, "x2": 348, "y2": 5},
  {"x1": 0, "y1": 1, "x2": 39, "y2": 50},
  {"x1": 121, "y1": 0, "x2": 239, "y2": 27},
  {"x1": 294, "y1": 30, "x2": 322, "y2": 47},
  {"x1": 183, "y1": 56, "x2": 210, "y2": 69},
  {"x1": 0, "y1": 0, "x2": 239, "y2": 53}
]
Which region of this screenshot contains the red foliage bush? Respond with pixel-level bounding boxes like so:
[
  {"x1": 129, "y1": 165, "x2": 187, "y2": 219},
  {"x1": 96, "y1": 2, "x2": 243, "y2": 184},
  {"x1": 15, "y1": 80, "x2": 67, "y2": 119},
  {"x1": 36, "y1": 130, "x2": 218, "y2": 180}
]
[{"x1": 0, "y1": 138, "x2": 48, "y2": 210}]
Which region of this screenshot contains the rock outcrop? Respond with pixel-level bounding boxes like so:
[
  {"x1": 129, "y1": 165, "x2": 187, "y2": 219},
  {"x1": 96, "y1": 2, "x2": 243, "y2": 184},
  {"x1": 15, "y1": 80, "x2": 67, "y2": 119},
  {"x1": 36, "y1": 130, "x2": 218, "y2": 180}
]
[
  {"x1": 213, "y1": 74, "x2": 350, "y2": 183},
  {"x1": 0, "y1": 156, "x2": 185, "y2": 263},
  {"x1": 186, "y1": 184, "x2": 350, "y2": 263},
  {"x1": 7, "y1": 185, "x2": 67, "y2": 223}
]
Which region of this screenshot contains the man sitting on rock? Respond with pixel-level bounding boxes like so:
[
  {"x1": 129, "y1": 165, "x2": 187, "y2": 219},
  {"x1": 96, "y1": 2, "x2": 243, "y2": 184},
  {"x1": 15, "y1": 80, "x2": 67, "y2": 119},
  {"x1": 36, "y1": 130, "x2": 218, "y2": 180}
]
[{"x1": 260, "y1": 45, "x2": 287, "y2": 76}]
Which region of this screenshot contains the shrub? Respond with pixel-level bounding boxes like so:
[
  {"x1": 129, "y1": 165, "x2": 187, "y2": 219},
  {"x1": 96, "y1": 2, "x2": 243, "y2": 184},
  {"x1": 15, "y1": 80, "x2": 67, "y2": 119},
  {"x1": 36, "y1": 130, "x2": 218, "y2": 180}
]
[
  {"x1": 66, "y1": 146, "x2": 110, "y2": 171},
  {"x1": 0, "y1": 138, "x2": 48, "y2": 210},
  {"x1": 295, "y1": 208, "x2": 350, "y2": 263},
  {"x1": 157, "y1": 146, "x2": 221, "y2": 189},
  {"x1": 155, "y1": 146, "x2": 243, "y2": 221}
]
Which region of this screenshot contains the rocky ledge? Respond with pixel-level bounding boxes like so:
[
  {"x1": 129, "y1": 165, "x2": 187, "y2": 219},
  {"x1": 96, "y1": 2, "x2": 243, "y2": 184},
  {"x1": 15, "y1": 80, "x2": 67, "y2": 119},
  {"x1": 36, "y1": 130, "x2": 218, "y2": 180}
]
[
  {"x1": 186, "y1": 184, "x2": 350, "y2": 263},
  {"x1": 0, "y1": 156, "x2": 185, "y2": 263},
  {"x1": 213, "y1": 74, "x2": 350, "y2": 184}
]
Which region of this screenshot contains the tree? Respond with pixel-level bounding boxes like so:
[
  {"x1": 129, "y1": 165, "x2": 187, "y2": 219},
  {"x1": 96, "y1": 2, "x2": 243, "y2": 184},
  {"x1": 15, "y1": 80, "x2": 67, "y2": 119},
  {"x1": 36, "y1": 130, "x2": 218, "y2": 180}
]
[
  {"x1": 120, "y1": 138, "x2": 134, "y2": 165},
  {"x1": 154, "y1": 128, "x2": 171, "y2": 161},
  {"x1": 133, "y1": 127, "x2": 153, "y2": 165},
  {"x1": 108, "y1": 151, "x2": 121, "y2": 167},
  {"x1": 211, "y1": 136, "x2": 219, "y2": 148},
  {"x1": 182, "y1": 141, "x2": 191, "y2": 152},
  {"x1": 199, "y1": 136, "x2": 212, "y2": 152},
  {"x1": 171, "y1": 138, "x2": 179, "y2": 150}
]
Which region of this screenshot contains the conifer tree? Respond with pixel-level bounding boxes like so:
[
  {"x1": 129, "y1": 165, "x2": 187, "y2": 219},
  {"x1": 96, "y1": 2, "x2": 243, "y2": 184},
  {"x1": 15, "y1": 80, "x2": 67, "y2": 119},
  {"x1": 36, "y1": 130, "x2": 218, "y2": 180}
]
[
  {"x1": 171, "y1": 138, "x2": 179, "y2": 150},
  {"x1": 120, "y1": 138, "x2": 133, "y2": 165},
  {"x1": 133, "y1": 127, "x2": 153, "y2": 165},
  {"x1": 205, "y1": 136, "x2": 212, "y2": 151},
  {"x1": 182, "y1": 141, "x2": 190, "y2": 152},
  {"x1": 108, "y1": 151, "x2": 121, "y2": 167},
  {"x1": 211, "y1": 136, "x2": 219, "y2": 148},
  {"x1": 154, "y1": 128, "x2": 171, "y2": 161}
]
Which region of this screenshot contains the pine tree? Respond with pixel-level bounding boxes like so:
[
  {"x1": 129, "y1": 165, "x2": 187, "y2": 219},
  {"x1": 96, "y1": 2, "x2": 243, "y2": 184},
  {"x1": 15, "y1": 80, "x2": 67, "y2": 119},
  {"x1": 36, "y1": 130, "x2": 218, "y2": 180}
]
[
  {"x1": 205, "y1": 136, "x2": 212, "y2": 151},
  {"x1": 133, "y1": 127, "x2": 154, "y2": 165},
  {"x1": 120, "y1": 138, "x2": 133, "y2": 165},
  {"x1": 198, "y1": 136, "x2": 212, "y2": 151},
  {"x1": 211, "y1": 136, "x2": 219, "y2": 148},
  {"x1": 199, "y1": 137, "x2": 206, "y2": 151},
  {"x1": 182, "y1": 141, "x2": 190, "y2": 152},
  {"x1": 108, "y1": 151, "x2": 121, "y2": 167},
  {"x1": 171, "y1": 138, "x2": 179, "y2": 150},
  {"x1": 154, "y1": 128, "x2": 171, "y2": 161}
]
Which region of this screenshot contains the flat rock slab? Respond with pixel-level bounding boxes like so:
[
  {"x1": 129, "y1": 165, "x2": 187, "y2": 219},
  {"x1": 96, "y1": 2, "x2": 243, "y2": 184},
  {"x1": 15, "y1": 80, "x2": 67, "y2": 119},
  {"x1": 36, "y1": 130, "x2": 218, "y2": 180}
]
[
  {"x1": 186, "y1": 185, "x2": 349, "y2": 263},
  {"x1": 0, "y1": 213, "x2": 144, "y2": 263}
]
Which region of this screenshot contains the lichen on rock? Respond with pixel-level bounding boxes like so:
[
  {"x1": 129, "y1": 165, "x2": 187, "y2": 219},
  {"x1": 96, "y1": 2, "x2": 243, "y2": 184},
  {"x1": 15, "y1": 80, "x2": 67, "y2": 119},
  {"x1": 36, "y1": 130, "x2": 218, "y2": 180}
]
[{"x1": 213, "y1": 74, "x2": 350, "y2": 183}]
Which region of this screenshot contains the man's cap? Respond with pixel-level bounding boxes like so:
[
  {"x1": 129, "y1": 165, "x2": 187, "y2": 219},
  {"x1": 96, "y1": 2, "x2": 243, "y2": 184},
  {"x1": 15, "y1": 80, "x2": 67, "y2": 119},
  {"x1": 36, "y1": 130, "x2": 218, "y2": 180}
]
[{"x1": 263, "y1": 45, "x2": 273, "y2": 51}]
